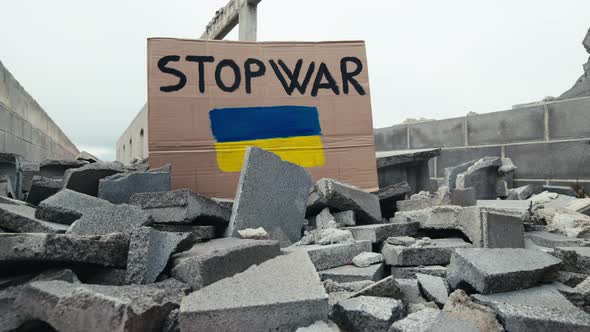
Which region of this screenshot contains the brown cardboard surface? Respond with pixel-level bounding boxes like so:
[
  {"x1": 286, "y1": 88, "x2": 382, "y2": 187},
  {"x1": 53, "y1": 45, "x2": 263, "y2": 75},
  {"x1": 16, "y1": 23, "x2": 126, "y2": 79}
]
[{"x1": 147, "y1": 38, "x2": 378, "y2": 198}]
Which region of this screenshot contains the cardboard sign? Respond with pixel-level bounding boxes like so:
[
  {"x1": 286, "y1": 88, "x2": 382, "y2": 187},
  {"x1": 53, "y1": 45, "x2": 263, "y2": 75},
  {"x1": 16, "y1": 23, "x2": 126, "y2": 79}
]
[{"x1": 147, "y1": 38, "x2": 378, "y2": 198}]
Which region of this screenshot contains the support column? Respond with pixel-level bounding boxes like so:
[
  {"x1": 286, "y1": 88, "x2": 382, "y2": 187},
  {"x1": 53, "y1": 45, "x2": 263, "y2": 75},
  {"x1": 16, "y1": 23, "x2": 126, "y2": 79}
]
[{"x1": 239, "y1": 0, "x2": 260, "y2": 41}]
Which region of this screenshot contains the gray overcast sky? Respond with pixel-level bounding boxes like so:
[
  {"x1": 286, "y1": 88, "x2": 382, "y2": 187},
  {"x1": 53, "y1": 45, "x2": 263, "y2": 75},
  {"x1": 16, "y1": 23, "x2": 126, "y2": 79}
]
[{"x1": 1, "y1": 0, "x2": 589, "y2": 160}]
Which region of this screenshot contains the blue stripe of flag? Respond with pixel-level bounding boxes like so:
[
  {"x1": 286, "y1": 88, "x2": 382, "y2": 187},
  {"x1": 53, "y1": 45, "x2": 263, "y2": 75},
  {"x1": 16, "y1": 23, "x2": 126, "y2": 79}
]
[{"x1": 209, "y1": 105, "x2": 321, "y2": 143}]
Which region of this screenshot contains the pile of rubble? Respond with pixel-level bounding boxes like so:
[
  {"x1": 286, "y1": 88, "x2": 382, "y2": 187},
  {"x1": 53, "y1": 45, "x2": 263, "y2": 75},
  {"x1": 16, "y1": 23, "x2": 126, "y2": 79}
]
[{"x1": 1, "y1": 149, "x2": 590, "y2": 332}]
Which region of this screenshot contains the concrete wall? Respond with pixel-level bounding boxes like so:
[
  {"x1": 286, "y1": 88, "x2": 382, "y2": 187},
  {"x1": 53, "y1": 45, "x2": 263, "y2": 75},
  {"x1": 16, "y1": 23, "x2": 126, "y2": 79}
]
[
  {"x1": 375, "y1": 96, "x2": 590, "y2": 191},
  {"x1": 116, "y1": 103, "x2": 148, "y2": 164},
  {"x1": 0, "y1": 60, "x2": 78, "y2": 161}
]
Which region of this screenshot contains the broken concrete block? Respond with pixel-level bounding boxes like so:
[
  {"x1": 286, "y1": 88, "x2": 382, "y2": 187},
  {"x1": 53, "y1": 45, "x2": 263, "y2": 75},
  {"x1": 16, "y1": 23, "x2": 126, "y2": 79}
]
[
  {"x1": 534, "y1": 207, "x2": 590, "y2": 238},
  {"x1": 62, "y1": 162, "x2": 124, "y2": 196},
  {"x1": 526, "y1": 231, "x2": 590, "y2": 248},
  {"x1": 554, "y1": 247, "x2": 590, "y2": 274},
  {"x1": 150, "y1": 224, "x2": 215, "y2": 240},
  {"x1": 39, "y1": 159, "x2": 87, "y2": 179},
  {"x1": 543, "y1": 185, "x2": 578, "y2": 197},
  {"x1": 324, "y1": 279, "x2": 375, "y2": 293},
  {"x1": 566, "y1": 198, "x2": 590, "y2": 217},
  {"x1": 507, "y1": 185, "x2": 535, "y2": 200},
  {"x1": 333, "y1": 210, "x2": 356, "y2": 226},
  {"x1": 350, "y1": 276, "x2": 403, "y2": 299},
  {"x1": 425, "y1": 312, "x2": 480, "y2": 332},
  {"x1": 296, "y1": 320, "x2": 341, "y2": 332},
  {"x1": 0, "y1": 175, "x2": 16, "y2": 199},
  {"x1": 450, "y1": 187, "x2": 476, "y2": 207},
  {"x1": 395, "y1": 278, "x2": 427, "y2": 305},
  {"x1": 386, "y1": 236, "x2": 417, "y2": 246},
  {"x1": 447, "y1": 248, "x2": 561, "y2": 294},
  {"x1": 36, "y1": 189, "x2": 111, "y2": 224},
  {"x1": 391, "y1": 265, "x2": 447, "y2": 279},
  {"x1": 472, "y1": 284, "x2": 590, "y2": 331},
  {"x1": 125, "y1": 226, "x2": 193, "y2": 284},
  {"x1": 396, "y1": 205, "x2": 463, "y2": 231},
  {"x1": 0, "y1": 233, "x2": 128, "y2": 272},
  {"x1": 15, "y1": 279, "x2": 184, "y2": 332},
  {"x1": 396, "y1": 196, "x2": 445, "y2": 212},
  {"x1": 307, "y1": 178, "x2": 381, "y2": 224},
  {"x1": 478, "y1": 208, "x2": 525, "y2": 248},
  {"x1": 0, "y1": 201, "x2": 69, "y2": 233},
  {"x1": 389, "y1": 308, "x2": 440, "y2": 332},
  {"x1": 170, "y1": 237, "x2": 280, "y2": 289},
  {"x1": 130, "y1": 189, "x2": 230, "y2": 227},
  {"x1": 416, "y1": 273, "x2": 449, "y2": 306},
  {"x1": 309, "y1": 207, "x2": 337, "y2": 229},
  {"x1": 496, "y1": 179, "x2": 509, "y2": 198},
  {"x1": 456, "y1": 157, "x2": 502, "y2": 199},
  {"x1": 352, "y1": 252, "x2": 384, "y2": 267},
  {"x1": 25, "y1": 175, "x2": 61, "y2": 206},
  {"x1": 556, "y1": 271, "x2": 590, "y2": 288},
  {"x1": 179, "y1": 250, "x2": 328, "y2": 331},
  {"x1": 382, "y1": 238, "x2": 471, "y2": 266},
  {"x1": 442, "y1": 289, "x2": 503, "y2": 332},
  {"x1": 224, "y1": 147, "x2": 312, "y2": 247},
  {"x1": 344, "y1": 222, "x2": 419, "y2": 244},
  {"x1": 444, "y1": 160, "x2": 477, "y2": 191},
  {"x1": 237, "y1": 227, "x2": 270, "y2": 240},
  {"x1": 296, "y1": 228, "x2": 355, "y2": 246},
  {"x1": 76, "y1": 151, "x2": 99, "y2": 163},
  {"x1": 67, "y1": 202, "x2": 153, "y2": 236},
  {"x1": 20, "y1": 161, "x2": 40, "y2": 194},
  {"x1": 0, "y1": 153, "x2": 22, "y2": 200},
  {"x1": 287, "y1": 240, "x2": 372, "y2": 271},
  {"x1": 319, "y1": 264, "x2": 385, "y2": 283},
  {"x1": 98, "y1": 170, "x2": 171, "y2": 204},
  {"x1": 332, "y1": 296, "x2": 405, "y2": 332},
  {"x1": 373, "y1": 181, "x2": 412, "y2": 218}
]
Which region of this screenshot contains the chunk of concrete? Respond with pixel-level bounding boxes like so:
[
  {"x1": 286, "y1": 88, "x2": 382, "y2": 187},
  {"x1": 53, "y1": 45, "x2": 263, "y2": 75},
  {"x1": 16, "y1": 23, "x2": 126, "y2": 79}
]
[
  {"x1": 543, "y1": 185, "x2": 578, "y2": 197},
  {"x1": 125, "y1": 227, "x2": 193, "y2": 284},
  {"x1": 444, "y1": 160, "x2": 477, "y2": 191},
  {"x1": 373, "y1": 182, "x2": 412, "y2": 218},
  {"x1": 351, "y1": 276, "x2": 404, "y2": 299},
  {"x1": 382, "y1": 238, "x2": 471, "y2": 266},
  {"x1": 62, "y1": 162, "x2": 124, "y2": 196},
  {"x1": 98, "y1": 170, "x2": 171, "y2": 204},
  {"x1": 0, "y1": 175, "x2": 16, "y2": 199},
  {"x1": 36, "y1": 189, "x2": 112, "y2": 224},
  {"x1": 332, "y1": 296, "x2": 405, "y2": 332},
  {"x1": 20, "y1": 161, "x2": 40, "y2": 194},
  {"x1": 0, "y1": 153, "x2": 22, "y2": 200},
  {"x1": 478, "y1": 208, "x2": 525, "y2": 248},
  {"x1": 297, "y1": 228, "x2": 355, "y2": 245},
  {"x1": 526, "y1": 231, "x2": 590, "y2": 248},
  {"x1": 556, "y1": 271, "x2": 590, "y2": 288},
  {"x1": 389, "y1": 308, "x2": 440, "y2": 332},
  {"x1": 170, "y1": 237, "x2": 280, "y2": 289},
  {"x1": 441, "y1": 289, "x2": 503, "y2": 332},
  {"x1": 130, "y1": 189, "x2": 230, "y2": 226},
  {"x1": 344, "y1": 222, "x2": 419, "y2": 244},
  {"x1": 237, "y1": 227, "x2": 270, "y2": 240},
  {"x1": 324, "y1": 279, "x2": 375, "y2": 293},
  {"x1": 150, "y1": 224, "x2": 216, "y2": 240},
  {"x1": 15, "y1": 279, "x2": 185, "y2": 332},
  {"x1": 225, "y1": 147, "x2": 312, "y2": 247},
  {"x1": 353, "y1": 252, "x2": 384, "y2": 267},
  {"x1": 472, "y1": 284, "x2": 590, "y2": 332},
  {"x1": 450, "y1": 187, "x2": 476, "y2": 207},
  {"x1": 396, "y1": 196, "x2": 445, "y2": 212},
  {"x1": 307, "y1": 178, "x2": 381, "y2": 224},
  {"x1": 391, "y1": 265, "x2": 447, "y2": 279},
  {"x1": 66, "y1": 202, "x2": 153, "y2": 236},
  {"x1": 424, "y1": 312, "x2": 480, "y2": 332},
  {"x1": 319, "y1": 264, "x2": 385, "y2": 283},
  {"x1": 179, "y1": 250, "x2": 329, "y2": 331},
  {"x1": 566, "y1": 198, "x2": 590, "y2": 217},
  {"x1": 309, "y1": 208, "x2": 337, "y2": 229},
  {"x1": 417, "y1": 273, "x2": 449, "y2": 306},
  {"x1": 39, "y1": 159, "x2": 87, "y2": 179},
  {"x1": 25, "y1": 175, "x2": 61, "y2": 206},
  {"x1": 456, "y1": 157, "x2": 502, "y2": 199},
  {"x1": 535, "y1": 207, "x2": 590, "y2": 238},
  {"x1": 554, "y1": 247, "x2": 590, "y2": 274},
  {"x1": 76, "y1": 151, "x2": 99, "y2": 163},
  {"x1": 0, "y1": 201, "x2": 69, "y2": 233},
  {"x1": 0, "y1": 233, "x2": 128, "y2": 272},
  {"x1": 447, "y1": 248, "x2": 562, "y2": 294},
  {"x1": 334, "y1": 210, "x2": 356, "y2": 226},
  {"x1": 288, "y1": 240, "x2": 372, "y2": 271},
  {"x1": 507, "y1": 185, "x2": 535, "y2": 200}
]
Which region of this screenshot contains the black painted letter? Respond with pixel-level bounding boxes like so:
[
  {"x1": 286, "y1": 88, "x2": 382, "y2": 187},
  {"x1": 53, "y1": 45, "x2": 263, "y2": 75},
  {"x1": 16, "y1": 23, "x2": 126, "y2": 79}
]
[
  {"x1": 244, "y1": 58, "x2": 266, "y2": 94},
  {"x1": 311, "y1": 62, "x2": 340, "y2": 97},
  {"x1": 214, "y1": 59, "x2": 241, "y2": 92},
  {"x1": 186, "y1": 55, "x2": 215, "y2": 93},
  {"x1": 269, "y1": 59, "x2": 315, "y2": 95},
  {"x1": 158, "y1": 55, "x2": 186, "y2": 92},
  {"x1": 340, "y1": 57, "x2": 366, "y2": 95}
]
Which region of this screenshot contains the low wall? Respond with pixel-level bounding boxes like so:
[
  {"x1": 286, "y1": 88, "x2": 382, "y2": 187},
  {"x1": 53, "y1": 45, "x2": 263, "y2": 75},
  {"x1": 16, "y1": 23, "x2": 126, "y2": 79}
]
[
  {"x1": 375, "y1": 96, "x2": 590, "y2": 191},
  {"x1": 0, "y1": 60, "x2": 78, "y2": 161},
  {"x1": 116, "y1": 103, "x2": 148, "y2": 164}
]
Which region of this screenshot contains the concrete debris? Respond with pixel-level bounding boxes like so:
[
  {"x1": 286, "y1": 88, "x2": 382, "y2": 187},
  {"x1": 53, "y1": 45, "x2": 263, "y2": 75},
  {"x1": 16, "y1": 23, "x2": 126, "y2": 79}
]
[
  {"x1": 39, "y1": 159, "x2": 87, "y2": 179},
  {"x1": 455, "y1": 157, "x2": 502, "y2": 199},
  {"x1": 565, "y1": 198, "x2": 590, "y2": 217},
  {"x1": 345, "y1": 221, "x2": 419, "y2": 244},
  {"x1": 296, "y1": 320, "x2": 341, "y2": 332},
  {"x1": 237, "y1": 227, "x2": 270, "y2": 240},
  {"x1": 307, "y1": 178, "x2": 382, "y2": 224},
  {"x1": 226, "y1": 147, "x2": 312, "y2": 247},
  {"x1": 0, "y1": 200, "x2": 69, "y2": 233},
  {"x1": 543, "y1": 185, "x2": 578, "y2": 197},
  {"x1": 553, "y1": 247, "x2": 590, "y2": 274},
  {"x1": 396, "y1": 190, "x2": 450, "y2": 212},
  {"x1": 525, "y1": 230, "x2": 590, "y2": 248},
  {"x1": 351, "y1": 276, "x2": 404, "y2": 299},
  {"x1": 296, "y1": 228, "x2": 355, "y2": 245},
  {"x1": 170, "y1": 237, "x2": 280, "y2": 289},
  {"x1": 332, "y1": 296, "x2": 405, "y2": 332},
  {"x1": 309, "y1": 207, "x2": 338, "y2": 229},
  {"x1": 319, "y1": 263, "x2": 385, "y2": 283},
  {"x1": 25, "y1": 175, "x2": 61, "y2": 206},
  {"x1": 0, "y1": 175, "x2": 16, "y2": 199},
  {"x1": 334, "y1": 210, "x2": 356, "y2": 226},
  {"x1": 36, "y1": 188, "x2": 112, "y2": 224},
  {"x1": 389, "y1": 308, "x2": 440, "y2": 332},
  {"x1": 287, "y1": 240, "x2": 372, "y2": 271},
  {"x1": 352, "y1": 252, "x2": 384, "y2": 267},
  {"x1": 396, "y1": 278, "x2": 427, "y2": 304},
  {"x1": 373, "y1": 181, "x2": 412, "y2": 218},
  {"x1": 67, "y1": 201, "x2": 153, "y2": 236},
  {"x1": 442, "y1": 289, "x2": 504, "y2": 332},
  {"x1": 19, "y1": 161, "x2": 39, "y2": 195},
  {"x1": 555, "y1": 271, "x2": 590, "y2": 288},
  {"x1": 450, "y1": 187, "x2": 476, "y2": 207},
  {"x1": 62, "y1": 161, "x2": 124, "y2": 196},
  {"x1": 179, "y1": 251, "x2": 329, "y2": 331},
  {"x1": 125, "y1": 226, "x2": 194, "y2": 284},
  {"x1": 391, "y1": 265, "x2": 448, "y2": 279},
  {"x1": 324, "y1": 279, "x2": 375, "y2": 293},
  {"x1": 534, "y1": 207, "x2": 590, "y2": 238},
  {"x1": 381, "y1": 237, "x2": 471, "y2": 266},
  {"x1": 448, "y1": 248, "x2": 562, "y2": 294},
  {"x1": 76, "y1": 151, "x2": 99, "y2": 163},
  {"x1": 416, "y1": 273, "x2": 449, "y2": 306},
  {"x1": 444, "y1": 160, "x2": 477, "y2": 191},
  {"x1": 507, "y1": 184, "x2": 535, "y2": 200},
  {"x1": 98, "y1": 168, "x2": 171, "y2": 204}
]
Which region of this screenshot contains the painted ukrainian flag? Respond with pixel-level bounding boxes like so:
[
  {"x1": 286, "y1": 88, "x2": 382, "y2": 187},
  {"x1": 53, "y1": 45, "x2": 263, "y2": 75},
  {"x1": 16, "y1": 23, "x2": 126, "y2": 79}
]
[{"x1": 209, "y1": 105, "x2": 325, "y2": 172}]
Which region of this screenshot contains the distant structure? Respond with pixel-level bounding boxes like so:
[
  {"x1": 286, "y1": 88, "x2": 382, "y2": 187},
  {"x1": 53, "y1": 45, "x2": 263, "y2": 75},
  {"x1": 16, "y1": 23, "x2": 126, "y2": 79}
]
[
  {"x1": 117, "y1": 0, "x2": 262, "y2": 163},
  {"x1": 559, "y1": 26, "x2": 590, "y2": 100},
  {"x1": 0, "y1": 60, "x2": 78, "y2": 161}
]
